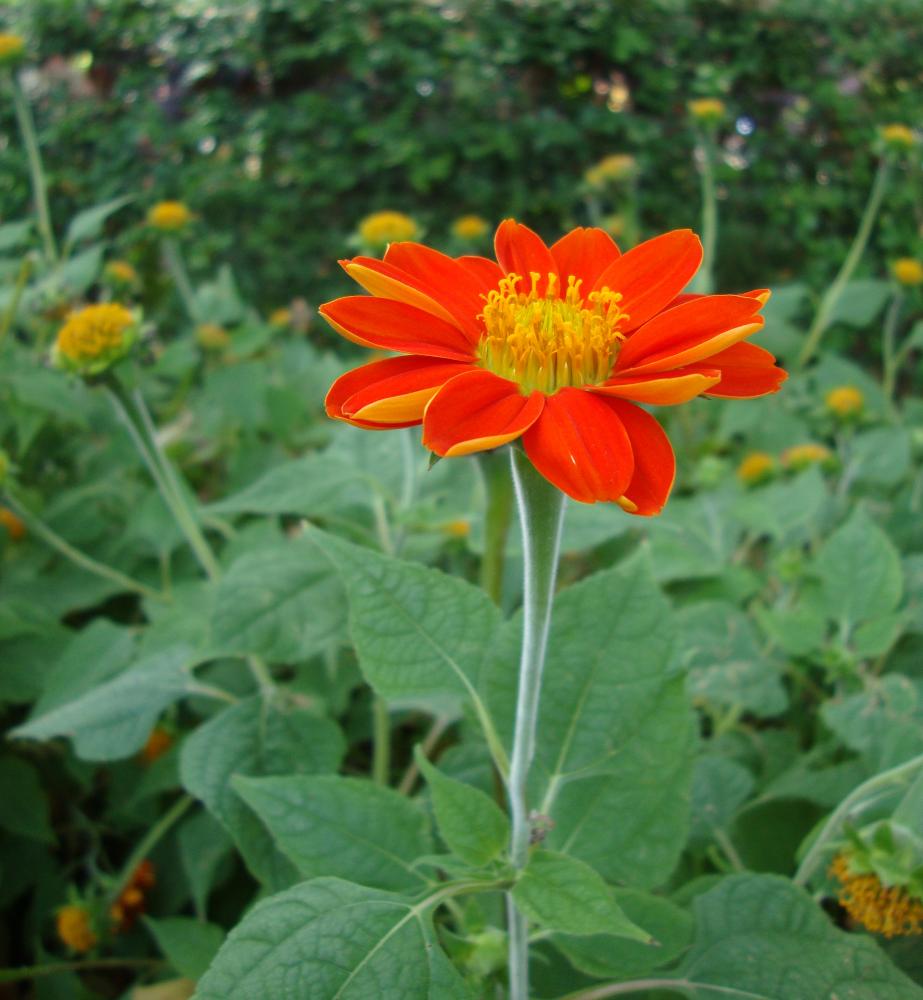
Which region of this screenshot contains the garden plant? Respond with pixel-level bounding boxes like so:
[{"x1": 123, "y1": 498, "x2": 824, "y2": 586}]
[{"x1": 1, "y1": 4, "x2": 922, "y2": 999}]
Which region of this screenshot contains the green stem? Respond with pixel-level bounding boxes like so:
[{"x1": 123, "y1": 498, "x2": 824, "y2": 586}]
[
  {"x1": 372, "y1": 696, "x2": 391, "y2": 786},
  {"x1": 162, "y1": 237, "x2": 199, "y2": 322},
  {"x1": 797, "y1": 158, "x2": 891, "y2": 368},
  {"x1": 0, "y1": 958, "x2": 165, "y2": 984},
  {"x1": 793, "y1": 751, "x2": 923, "y2": 887},
  {"x1": 9, "y1": 73, "x2": 57, "y2": 262},
  {"x1": 0, "y1": 256, "x2": 32, "y2": 344},
  {"x1": 690, "y1": 131, "x2": 718, "y2": 295},
  {"x1": 397, "y1": 715, "x2": 452, "y2": 795},
  {"x1": 881, "y1": 290, "x2": 904, "y2": 410},
  {"x1": 479, "y1": 449, "x2": 515, "y2": 604},
  {"x1": 1, "y1": 490, "x2": 164, "y2": 602},
  {"x1": 506, "y1": 448, "x2": 566, "y2": 1000},
  {"x1": 560, "y1": 979, "x2": 761, "y2": 999}
]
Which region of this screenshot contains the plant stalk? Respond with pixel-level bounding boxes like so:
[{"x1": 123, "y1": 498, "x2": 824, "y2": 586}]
[
  {"x1": 162, "y1": 237, "x2": 200, "y2": 322},
  {"x1": 506, "y1": 448, "x2": 566, "y2": 1000},
  {"x1": 479, "y1": 449, "x2": 515, "y2": 604},
  {"x1": 9, "y1": 73, "x2": 57, "y2": 262},
  {"x1": 372, "y1": 696, "x2": 391, "y2": 786},
  {"x1": 881, "y1": 290, "x2": 904, "y2": 410},
  {"x1": 690, "y1": 130, "x2": 718, "y2": 295}
]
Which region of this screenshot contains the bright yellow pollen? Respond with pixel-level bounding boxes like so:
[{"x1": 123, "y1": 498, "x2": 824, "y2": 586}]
[
  {"x1": 477, "y1": 272, "x2": 629, "y2": 395},
  {"x1": 56, "y1": 304, "x2": 134, "y2": 363},
  {"x1": 831, "y1": 854, "x2": 923, "y2": 938}
]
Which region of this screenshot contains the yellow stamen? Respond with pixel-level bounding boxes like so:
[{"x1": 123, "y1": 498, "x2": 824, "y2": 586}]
[{"x1": 477, "y1": 272, "x2": 629, "y2": 395}]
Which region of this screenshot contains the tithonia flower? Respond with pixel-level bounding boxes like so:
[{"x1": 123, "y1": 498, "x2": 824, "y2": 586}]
[
  {"x1": 56, "y1": 904, "x2": 98, "y2": 953},
  {"x1": 148, "y1": 200, "x2": 192, "y2": 232},
  {"x1": 688, "y1": 98, "x2": 726, "y2": 124},
  {"x1": 53, "y1": 303, "x2": 137, "y2": 375},
  {"x1": 880, "y1": 124, "x2": 916, "y2": 152},
  {"x1": 104, "y1": 260, "x2": 139, "y2": 286},
  {"x1": 831, "y1": 853, "x2": 923, "y2": 938},
  {"x1": 825, "y1": 385, "x2": 864, "y2": 418},
  {"x1": 584, "y1": 154, "x2": 637, "y2": 188},
  {"x1": 737, "y1": 451, "x2": 775, "y2": 486},
  {"x1": 0, "y1": 507, "x2": 25, "y2": 541},
  {"x1": 0, "y1": 32, "x2": 25, "y2": 66},
  {"x1": 322, "y1": 221, "x2": 786, "y2": 510},
  {"x1": 892, "y1": 258, "x2": 923, "y2": 287},
  {"x1": 452, "y1": 215, "x2": 490, "y2": 241},
  {"x1": 782, "y1": 442, "x2": 832, "y2": 471},
  {"x1": 357, "y1": 211, "x2": 418, "y2": 250},
  {"x1": 111, "y1": 859, "x2": 156, "y2": 932}
]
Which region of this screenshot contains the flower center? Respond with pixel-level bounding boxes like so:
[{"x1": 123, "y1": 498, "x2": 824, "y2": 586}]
[{"x1": 476, "y1": 272, "x2": 629, "y2": 395}]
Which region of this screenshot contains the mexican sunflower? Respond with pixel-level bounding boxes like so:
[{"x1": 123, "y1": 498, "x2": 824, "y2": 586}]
[{"x1": 322, "y1": 221, "x2": 786, "y2": 511}]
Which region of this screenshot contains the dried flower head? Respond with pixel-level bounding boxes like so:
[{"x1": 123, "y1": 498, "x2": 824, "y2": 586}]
[{"x1": 53, "y1": 303, "x2": 136, "y2": 375}]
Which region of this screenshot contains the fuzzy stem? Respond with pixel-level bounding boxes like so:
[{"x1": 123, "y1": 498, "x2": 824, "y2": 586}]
[
  {"x1": 506, "y1": 448, "x2": 566, "y2": 1000},
  {"x1": 881, "y1": 290, "x2": 905, "y2": 410},
  {"x1": 690, "y1": 130, "x2": 718, "y2": 295},
  {"x1": 372, "y1": 696, "x2": 391, "y2": 786},
  {"x1": 9, "y1": 73, "x2": 57, "y2": 262},
  {"x1": 479, "y1": 449, "x2": 515, "y2": 604}
]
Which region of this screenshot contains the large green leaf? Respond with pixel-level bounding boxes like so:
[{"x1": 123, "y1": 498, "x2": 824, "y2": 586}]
[
  {"x1": 64, "y1": 194, "x2": 135, "y2": 249},
  {"x1": 144, "y1": 916, "x2": 225, "y2": 980},
  {"x1": 193, "y1": 878, "x2": 471, "y2": 1000},
  {"x1": 232, "y1": 774, "x2": 431, "y2": 892},
  {"x1": 644, "y1": 493, "x2": 742, "y2": 582}
]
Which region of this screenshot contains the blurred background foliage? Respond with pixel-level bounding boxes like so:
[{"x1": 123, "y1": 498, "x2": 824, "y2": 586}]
[{"x1": 1, "y1": 0, "x2": 921, "y2": 310}]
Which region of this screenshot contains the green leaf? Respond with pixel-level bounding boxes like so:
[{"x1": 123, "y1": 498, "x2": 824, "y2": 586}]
[
  {"x1": 828, "y1": 278, "x2": 891, "y2": 327},
  {"x1": 732, "y1": 467, "x2": 828, "y2": 542},
  {"x1": 689, "y1": 756, "x2": 754, "y2": 849},
  {"x1": 64, "y1": 194, "x2": 135, "y2": 248},
  {"x1": 193, "y1": 878, "x2": 472, "y2": 999},
  {"x1": 180, "y1": 697, "x2": 344, "y2": 888},
  {"x1": 0, "y1": 218, "x2": 32, "y2": 251},
  {"x1": 645, "y1": 493, "x2": 742, "y2": 582},
  {"x1": 853, "y1": 613, "x2": 905, "y2": 658},
  {"x1": 232, "y1": 774, "x2": 431, "y2": 892},
  {"x1": 674, "y1": 873, "x2": 923, "y2": 998},
  {"x1": 0, "y1": 756, "x2": 53, "y2": 843},
  {"x1": 178, "y1": 811, "x2": 233, "y2": 919},
  {"x1": 851, "y1": 427, "x2": 912, "y2": 487},
  {"x1": 512, "y1": 850, "x2": 650, "y2": 941},
  {"x1": 415, "y1": 748, "x2": 509, "y2": 867},
  {"x1": 212, "y1": 540, "x2": 346, "y2": 662},
  {"x1": 754, "y1": 604, "x2": 826, "y2": 657},
  {"x1": 815, "y1": 507, "x2": 902, "y2": 627},
  {"x1": 144, "y1": 916, "x2": 225, "y2": 979}
]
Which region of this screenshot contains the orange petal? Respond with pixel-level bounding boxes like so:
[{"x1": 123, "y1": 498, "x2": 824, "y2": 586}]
[
  {"x1": 494, "y1": 219, "x2": 558, "y2": 296},
  {"x1": 341, "y1": 257, "x2": 461, "y2": 329},
  {"x1": 693, "y1": 341, "x2": 788, "y2": 398},
  {"x1": 615, "y1": 294, "x2": 765, "y2": 374},
  {"x1": 666, "y1": 287, "x2": 771, "y2": 311},
  {"x1": 319, "y1": 296, "x2": 474, "y2": 361},
  {"x1": 327, "y1": 356, "x2": 472, "y2": 427},
  {"x1": 521, "y1": 389, "x2": 634, "y2": 503},
  {"x1": 593, "y1": 229, "x2": 703, "y2": 331},
  {"x1": 457, "y1": 254, "x2": 504, "y2": 291},
  {"x1": 591, "y1": 369, "x2": 721, "y2": 405},
  {"x1": 423, "y1": 369, "x2": 544, "y2": 457},
  {"x1": 604, "y1": 399, "x2": 676, "y2": 516},
  {"x1": 550, "y1": 227, "x2": 621, "y2": 290}
]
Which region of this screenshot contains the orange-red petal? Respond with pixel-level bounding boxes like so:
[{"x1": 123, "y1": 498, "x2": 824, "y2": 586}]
[
  {"x1": 319, "y1": 296, "x2": 474, "y2": 361},
  {"x1": 326, "y1": 356, "x2": 470, "y2": 428},
  {"x1": 494, "y1": 219, "x2": 558, "y2": 297},
  {"x1": 604, "y1": 399, "x2": 676, "y2": 516},
  {"x1": 615, "y1": 294, "x2": 765, "y2": 374},
  {"x1": 457, "y1": 254, "x2": 504, "y2": 291},
  {"x1": 521, "y1": 389, "x2": 634, "y2": 504},
  {"x1": 591, "y1": 369, "x2": 721, "y2": 405},
  {"x1": 550, "y1": 227, "x2": 621, "y2": 290},
  {"x1": 694, "y1": 342, "x2": 788, "y2": 398},
  {"x1": 340, "y1": 257, "x2": 460, "y2": 329},
  {"x1": 423, "y1": 369, "x2": 544, "y2": 457},
  {"x1": 593, "y1": 229, "x2": 703, "y2": 331}
]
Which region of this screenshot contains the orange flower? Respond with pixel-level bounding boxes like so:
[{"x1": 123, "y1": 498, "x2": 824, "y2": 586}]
[{"x1": 321, "y1": 221, "x2": 786, "y2": 510}]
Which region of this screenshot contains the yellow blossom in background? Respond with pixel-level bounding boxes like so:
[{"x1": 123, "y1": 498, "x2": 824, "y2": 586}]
[
  {"x1": 147, "y1": 200, "x2": 192, "y2": 232},
  {"x1": 584, "y1": 153, "x2": 637, "y2": 188},
  {"x1": 357, "y1": 211, "x2": 418, "y2": 249},
  {"x1": 688, "y1": 98, "x2": 726, "y2": 124},
  {"x1": 269, "y1": 307, "x2": 291, "y2": 327},
  {"x1": 782, "y1": 443, "x2": 832, "y2": 471},
  {"x1": 195, "y1": 323, "x2": 230, "y2": 351},
  {"x1": 56, "y1": 904, "x2": 97, "y2": 953},
  {"x1": 452, "y1": 215, "x2": 489, "y2": 241},
  {"x1": 0, "y1": 507, "x2": 25, "y2": 541},
  {"x1": 831, "y1": 853, "x2": 923, "y2": 938},
  {"x1": 600, "y1": 213, "x2": 625, "y2": 239},
  {"x1": 440, "y1": 519, "x2": 471, "y2": 538},
  {"x1": 737, "y1": 451, "x2": 775, "y2": 486},
  {"x1": 140, "y1": 725, "x2": 173, "y2": 765},
  {"x1": 892, "y1": 258, "x2": 923, "y2": 287},
  {"x1": 105, "y1": 260, "x2": 139, "y2": 286},
  {"x1": 880, "y1": 124, "x2": 916, "y2": 151},
  {"x1": 53, "y1": 303, "x2": 136, "y2": 375},
  {"x1": 0, "y1": 32, "x2": 25, "y2": 66},
  {"x1": 825, "y1": 385, "x2": 864, "y2": 418}
]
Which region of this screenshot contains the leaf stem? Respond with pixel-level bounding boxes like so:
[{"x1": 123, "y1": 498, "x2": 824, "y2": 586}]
[
  {"x1": 559, "y1": 978, "x2": 766, "y2": 999},
  {"x1": 0, "y1": 958, "x2": 165, "y2": 984},
  {"x1": 397, "y1": 715, "x2": 452, "y2": 795},
  {"x1": 880, "y1": 290, "x2": 904, "y2": 411},
  {"x1": 506, "y1": 448, "x2": 566, "y2": 1000},
  {"x1": 479, "y1": 450, "x2": 515, "y2": 604},
  {"x1": 372, "y1": 696, "x2": 391, "y2": 786}
]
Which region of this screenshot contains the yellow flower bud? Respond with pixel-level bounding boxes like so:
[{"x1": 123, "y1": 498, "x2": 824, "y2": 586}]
[
  {"x1": 195, "y1": 323, "x2": 230, "y2": 351},
  {"x1": 825, "y1": 385, "x2": 864, "y2": 418},
  {"x1": 53, "y1": 303, "x2": 137, "y2": 375},
  {"x1": 880, "y1": 124, "x2": 916, "y2": 151},
  {"x1": 584, "y1": 154, "x2": 637, "y2": 188},
  {"x1": 688, "y1": 98, "x2": 726, "y2": 124},
  {"x1": 0, "y1": 507, "x2": 25, "y2": 542},
  {"x1": 357, "y1": 211, "x2": 418, "y2": 249},
  {"x1": 440, "y1": 519, "x2": 471, "y2": 538},
  {"x1": 736, "y1": 451, "x2": 775, "y2": 486},
  {"x1": 0, "y1": 32, "x2": 25, "y2": 67},
  {"x1": 56, "y1": 904, "x2": 98, "y2": 953},
  {"x1": 891, "y1": 258, "x2": 923, "y2": 287},
  {"x1": 147, "y1": 201, "x2": 192, "y2": 232},
  {"x1": 269, "y1": 307, "x2": 292, "y2": 327},
  {"x1": 781, "y1": 443, "x2": 832, "y2": 471},
  {"x1": 451, "y1": 215, "x2": 489, "y2": 241},
  {"x1": 104, "y1": 260, "x2": 139, "y2": 286}
]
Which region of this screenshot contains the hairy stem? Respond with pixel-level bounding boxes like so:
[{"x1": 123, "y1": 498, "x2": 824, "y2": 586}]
[
  {"x1": 690, "y1": 131, "x2": 718, "y2": 295},
  {"x1": 9, "y1": 73, "x2": 57, "y2": 262},
  {"x1": 880, "y1": 290, "x2": 904, "y2": 410},
  {"x1": 479, "y1": 449, "x2": 515, "y2": 604}
]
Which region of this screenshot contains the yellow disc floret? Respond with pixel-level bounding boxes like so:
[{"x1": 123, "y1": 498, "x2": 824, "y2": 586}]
[
  {"x1": 892, "y1": 258, "x2": 923, "y2": 287},
  {"x1": 357, "y1": 211, "x2": 418, "y2": 249},
  {"x1": 452, "y1": 215, "x2": 489, "y2": 241},
  {"x1": 477, "y1": 273, "x2": 629, "y2": 396},
  {"x1": 54, "y1": 303, "x2": 136, "y2": 375},
  {"x1": 831, "y1": 853, "x2": 923, "y2": 938},
  {"x1": 56, "y1": 904, "x2": 98, "y2": 953},
  {"x1": 737, "y1": 451, "x2": 775, "y2": 485},
  {"x1": 825, "y1": 385, "x2": 864, "y2": 418},
  {"x1": 148, "y1": 200, "x2": 192, "y2": 232}
]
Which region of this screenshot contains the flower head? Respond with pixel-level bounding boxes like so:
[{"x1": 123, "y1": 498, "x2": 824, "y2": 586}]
[
  {"x1": 357, "y1": 211, "x2": 418, "y2": 250},
  {"x1": 321, "y1": 221, "x2": 786, "y2": 510},
  {"x1": 880, "y1": 124, "x2": 916, "y2": 152},
  {"x1": 140, "y1": 725, "x2": 173, "y2": 764},
  {"x1": 195, "y1": 322, "x2": 230, "y2": 351},
  {"x1": 56, "y1": 904, "x2": 97, "y2": 953},
  {"x1": 53, "y1": 303, "x2": 137, "y2": 375},
  {"x1": 147, "y1": 200, "x2": 192, "y2": 232},
  {"x1": 737, "y1": 451, "x2": 775, "y2": 486},
  {"x1": 584, "y1": 154, "x2": 637, "y2": 188},
  {"x1": 111, "y1": 860, "x2": 156, "y2": 932},
  {"x1": 0, "y1": 507, "x2": 25, "y2": 541},
  {"x1": 831, "y1": 851, "x2": 923, "y2": 938},
  {"x1": 782, "y1": 442, "x2": 832, "y2": 471},
  {"x1": 269, "y1": 307, "x2": 292, "y2": 327},
  {"x1": 825, "y1": 385, "x2": 864, "y2": 418},
  {"x1": 0, "y1": 32, "x2": 25, "y2": 66},
  {"x1": 104, "y1": 260, "x2": 139, "y2": 287},
  {"x1": 892, "y1": 258, "x2": 923, "y2": 287},
  {"x1": 452, "y1": 215, "x2": 490, "y2": 241},
  {"x1": 688, "y1": 98, "x2": 726, "y2": 125}
]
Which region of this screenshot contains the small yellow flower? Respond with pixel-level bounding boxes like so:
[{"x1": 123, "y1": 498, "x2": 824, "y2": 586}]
[
  {"x1": 892, "y1": 258, "x2": 923, "y2": 287},
  {"x1": 53, "y1": 303, "x2": 136, "y2": 375},
  {"x1": 147, "y1": 201, "x2": 192, "y2": 232},
  {"x1": 825, "y1": 385, "x2": 864, "y2": 418},
  {"x1": 737, "y1": 451, "x2": 775, "y2": 486},
  {"x1": 440, "y1": 519, "x2": 471, "y2": 538},
  {"x1": 880, "y1": 124, "x2": 916, "y2": 151},
  {"x1": 0, "y1": 507, "x2": 25, "y2": 542},
  {"x1": 195, "y1": 323, "x2": 230, "y2": 351},
  {"x1": 269, "y1": 307, "x2": 292, "y2": 327},
  {"x1": 688, "y1": 98, "x2": 726, "y2": 124},
  {"x1": 56, "y1": 904, "x2": 98, "y2": 953},
  {"x1": 104, "y1": 260, "x2": 139, "y2": 286},
  {"x1": 0, "y1": 32, "x2": 25, "y2": 66},
  {"x1": 600, "y1": 213, "x2": 625, "y2": 238},
  {"x1": 584, "y1": 154, "x2": 637, "y2": 188},
  {"x1": 452, "y1": 215, "x2": 489, "y2": 241},
  {"x1": 831, "y1": 853, "x2": 923, "y2": 938},
  {"x1": 782, "y1": 443, "x2": 832, "y2": 471},
  {"x1": 357, "y1": 211, "x2": 418, "y2": 249}
]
